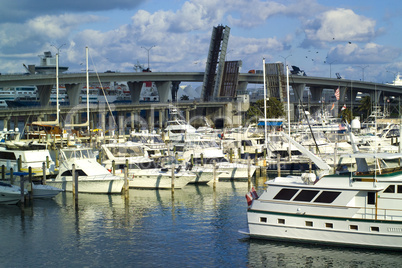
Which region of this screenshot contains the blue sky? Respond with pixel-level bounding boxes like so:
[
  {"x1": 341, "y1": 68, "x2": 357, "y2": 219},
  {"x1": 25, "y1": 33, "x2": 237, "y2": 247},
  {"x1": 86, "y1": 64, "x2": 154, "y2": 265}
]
[{"x1": 1, "y1": 0, "x2": 402, "y2": 84}]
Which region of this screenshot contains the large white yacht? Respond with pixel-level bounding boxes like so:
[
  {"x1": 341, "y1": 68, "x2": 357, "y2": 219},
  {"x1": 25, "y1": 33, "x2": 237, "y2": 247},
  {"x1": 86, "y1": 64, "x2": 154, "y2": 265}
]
[{"x1": 241, "y1": 150, "x2": 402, "y2": 250}]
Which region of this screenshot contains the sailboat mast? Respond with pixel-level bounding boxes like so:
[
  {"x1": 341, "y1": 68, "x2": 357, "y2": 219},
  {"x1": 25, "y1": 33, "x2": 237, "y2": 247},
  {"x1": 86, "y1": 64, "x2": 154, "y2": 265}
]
[
  {"x1": 86, "y1": 46, "x2": 90, "y2": 133},
  {"x1": 56, "y1": 53, "x2": 59, "y2": 125},
  {"x1": 286, "y1": 65, "x2": 291, "y2": 159},
  {"x1": 263, "y1": 58, "x2": 268, "y2": 151}
]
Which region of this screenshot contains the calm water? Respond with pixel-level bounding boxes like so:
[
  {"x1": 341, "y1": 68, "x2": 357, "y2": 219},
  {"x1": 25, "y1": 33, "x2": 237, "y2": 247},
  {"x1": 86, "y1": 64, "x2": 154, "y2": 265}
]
[{"x1": 1, "y1": 179, "x2": 401, "y2": 267}]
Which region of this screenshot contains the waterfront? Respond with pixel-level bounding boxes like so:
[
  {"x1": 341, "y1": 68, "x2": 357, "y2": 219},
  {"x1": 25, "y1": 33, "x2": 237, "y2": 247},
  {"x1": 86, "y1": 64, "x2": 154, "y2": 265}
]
[{"x1": 1, "y1": 179, "x2": 402, "y2": 267}]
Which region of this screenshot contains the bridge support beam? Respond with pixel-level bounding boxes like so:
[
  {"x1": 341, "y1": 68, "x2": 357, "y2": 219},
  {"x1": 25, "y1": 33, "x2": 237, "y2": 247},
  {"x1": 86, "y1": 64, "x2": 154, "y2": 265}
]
[
  {"x1": 309, "y1": 86, "x2": 324, "y2": 102},
  {"x1": 371, "y1": 90, "x2": 382, "y2": 104},
  {"x1": 292, "y1": 84, "x2": 305, "y2": 104},
  {"x1": 159, "y1": 109, "x2": 165, "y2": 130},
  {"x1": 339, "y1": 86, "x2": 347, "y2": 105},
  {"x1": 155, "y1": 81, "x2": 172, "y2": 103},
  {"x1": 127, "y1": 81, "x2": 142, "y2": 104},
  {"x1": 65, "y1": 83, "x2": 82, "y2": 107},
  {"x1": 37, "y1": 85, "x2": 53, "y2": 107},
  {"x1": 171, "y1": 81, "x2": 181, "y2": 102}
]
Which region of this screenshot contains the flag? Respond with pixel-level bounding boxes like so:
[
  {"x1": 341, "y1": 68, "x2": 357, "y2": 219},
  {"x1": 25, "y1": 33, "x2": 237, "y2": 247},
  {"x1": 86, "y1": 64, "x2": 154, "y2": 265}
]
[
  {"x1": 251, "y1": 186, "x2": 259, "y2": 199},
  {"x1": 330, "y1": 103, "x2": 335, "y2": 110},
  {"x1": 334, "y1": 87, "x2": 340, "y2": 100},
  {"x1": 245, "y1": 193, "x2": 253, "y2": 206},
  {"x1": 341, "y1": 104, "x2": 346, "y2": 111}
]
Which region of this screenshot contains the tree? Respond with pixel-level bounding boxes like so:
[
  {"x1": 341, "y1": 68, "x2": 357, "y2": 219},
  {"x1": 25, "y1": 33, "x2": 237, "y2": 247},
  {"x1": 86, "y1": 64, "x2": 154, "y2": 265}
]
[
  {"x1": 357, "y1": 96, "x2": 371, "y2": 121},
  {"x1": 180, "y1": 95, "x2": 189, "y2": 100},
  {"x1": 339, "y1": 107, "x2": 352, "y2": 123},
  {"x1": 246, "y1": 97, "x2": 285, "y2": 121}
]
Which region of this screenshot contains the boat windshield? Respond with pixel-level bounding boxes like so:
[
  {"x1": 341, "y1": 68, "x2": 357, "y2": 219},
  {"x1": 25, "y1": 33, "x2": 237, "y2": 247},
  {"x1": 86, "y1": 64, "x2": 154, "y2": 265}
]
[
  {"x1": 109, "y1": 146, "x2": 144, "y2": 157},
  {"x1": 63, "y1": 149, "x2": 95, "y2": 160},
  {"x1": 185, "y1": 140, "x2": 219, "y2": 149}
]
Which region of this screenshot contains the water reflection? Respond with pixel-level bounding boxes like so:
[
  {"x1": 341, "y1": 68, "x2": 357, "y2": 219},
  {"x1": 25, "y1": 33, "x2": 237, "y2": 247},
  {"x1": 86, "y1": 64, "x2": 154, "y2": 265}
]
[{"x1": 246, "y1": 238, "x2": 402, "y2": 267}]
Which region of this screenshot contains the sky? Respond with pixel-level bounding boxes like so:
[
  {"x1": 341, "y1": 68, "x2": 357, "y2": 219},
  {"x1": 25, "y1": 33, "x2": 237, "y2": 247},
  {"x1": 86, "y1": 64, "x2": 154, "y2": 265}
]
[{"x1": 1, "y1": 0, "x2": 402, "y2": 85}]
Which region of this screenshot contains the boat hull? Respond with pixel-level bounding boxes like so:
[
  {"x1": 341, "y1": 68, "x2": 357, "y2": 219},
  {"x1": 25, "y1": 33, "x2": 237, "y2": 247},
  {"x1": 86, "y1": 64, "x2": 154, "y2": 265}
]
[
  {"x1": 46, "y1": 177, "x2": 124, "y2": 194},
  {"x1": 246, "y1": 210, "x2": 402, "y2": 250},
  {"x1": 0, "y1": 184, "x2": 24, "y2": 204},
  {"x1": 126, "y1": 173, "x2": 195, "y2": 189},
  {"x1": 217, "y1": 163, "x2": 256, "y2": 180},
  {"x1": 32, "y1": 184, "x2": 64, "y2": 198}
]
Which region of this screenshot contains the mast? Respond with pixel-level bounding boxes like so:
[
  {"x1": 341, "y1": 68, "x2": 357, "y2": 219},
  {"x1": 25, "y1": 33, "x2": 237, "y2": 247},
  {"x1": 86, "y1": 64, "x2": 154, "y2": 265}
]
[
  {"x1": 263, "y1": 58, "x2": 268, "y2": 152},
  {"x1": 86, "y1": 46, "x2": 90, "y2": 133},
  {"x1": 286, "y1": 65, "x2": 291, "y2": 158},
  {"x1": 56, "y1": 52, "x2": 59, "y2": 125}
]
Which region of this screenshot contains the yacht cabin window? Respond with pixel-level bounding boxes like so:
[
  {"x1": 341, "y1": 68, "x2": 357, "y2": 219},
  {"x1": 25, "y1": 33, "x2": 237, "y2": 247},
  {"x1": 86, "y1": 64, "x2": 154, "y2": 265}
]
[
  {"x1": 367, "y1": 192, "x2": 376, "y2": 205},
  {"x1": 273, "y1": 188, "x2": 298, "y2": 200},
  {"x1": 314, "y1": 191, "x2": 341, "y2": 203},
  {"x1": 398, "y1": 185, "x2": 402, "y2": 193},
  {"x1": 384, "y1": 185, "x2": 395, "y2": 193},
  {"x1": 293, "y1": 190, "x2": 319, "y2": 202}
]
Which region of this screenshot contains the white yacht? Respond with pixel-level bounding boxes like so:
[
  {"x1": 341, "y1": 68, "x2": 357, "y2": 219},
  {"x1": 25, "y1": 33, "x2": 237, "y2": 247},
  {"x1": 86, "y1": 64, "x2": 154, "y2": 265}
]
[
  {"x1": 241, "y1": 151, "x2": 402, "y2": 250},
  {"x1": 101, "y1": 142, "x2": 196, "y2": 189},
  {"x1": 0, "y1": 142, "x2": 56, "y2": 177},
  {"x1": 128, "y1": 130, "x2": 168, "y2": 159},
  {"x1": 175, "y1": 139, "x2": 256, "y2": 181},
  {"x1": 46, "y1": 147, "x2": 124, "y2": 194},
  {"x1": 163, "y1": 109, "x2": 201, "y2": 142}
]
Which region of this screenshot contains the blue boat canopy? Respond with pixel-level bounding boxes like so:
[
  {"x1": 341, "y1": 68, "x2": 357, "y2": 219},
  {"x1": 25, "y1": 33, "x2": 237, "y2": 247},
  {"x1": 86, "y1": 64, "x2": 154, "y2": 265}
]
[{"x1": 258, "y1": 121, "x2": 283, "y2": 126}]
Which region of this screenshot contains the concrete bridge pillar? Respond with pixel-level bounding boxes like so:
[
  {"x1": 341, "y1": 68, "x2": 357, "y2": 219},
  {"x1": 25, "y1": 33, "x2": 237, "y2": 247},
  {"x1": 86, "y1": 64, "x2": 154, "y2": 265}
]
[
  {"x1": 186, "y1": 109, "x2": 190, "y2": 123},
  {"x1": 159, "y1": 109, "x2": 165, "y2": 131},
  {"x1": 370, "y1": 90, "x2": 382, "y2": 104},
  {"x1": 100, "y1": 112, "x2": 106, "y2": 134},
  {"x1": 108, "y1": 113, "x2": 116, "y2": 137},
  {"x1": 130, "y1": 112, "x2": 135, "y2": 131},
  {"x1": 155, "y1": 81, "x2": 172, "y2": 103},
  {"x1": 3, "y1": 118, "x2": 9, "y2": 131},
  {"x1": 118, "y1": 112, "x2": 125, "y2": 136},
  {"x1": 65, "y1": 83, "x2": 82, "y2": 107},
  {"x1": 147, "y1": 109, "x2": 154, "y2": 132},
  {"x1": 127, "y1": 81, "x2": 142, "y2": 104},
  {"x1": 339, "y1": 86, "x2": 347, "y2": 105},
  {"x1": 171, "y1": 81, "x2": 181, "y2": 101},
  {"x1": 37, "y1": 85, "x2": 53, "y2": 107},
  {"x1": 292, "y1": 84, "x2": 305, "y2": 103},
  {"x1": 309, "y1": 86, "x2": 323, "y2": 102}
]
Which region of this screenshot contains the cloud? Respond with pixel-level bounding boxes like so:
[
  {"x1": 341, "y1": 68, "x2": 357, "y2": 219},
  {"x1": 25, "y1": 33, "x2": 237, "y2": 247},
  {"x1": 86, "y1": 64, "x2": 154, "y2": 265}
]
[
  {"x1": 0, "y1": 14, "x2": 102, "y2": 55},
  {"x1": 226, "y1": 0, "x2": 324, "y2": 28},
  {"x1": 327, "y1": 43, "x2": 401, "y2": 64},
  {"x1": 302, "y1": 8, "x2": 377, "y2": 47},
  {"x1": 0, "y1": 0, "x2": 146, "y2": 23}
]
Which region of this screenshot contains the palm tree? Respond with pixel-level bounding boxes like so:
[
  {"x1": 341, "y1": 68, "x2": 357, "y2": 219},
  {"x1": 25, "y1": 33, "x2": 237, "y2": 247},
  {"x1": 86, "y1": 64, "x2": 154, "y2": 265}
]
[
  {"x1": 246, "y1": 97, "x2": 285, "y2": 121},
  {"x1": 357, "y1": 96, "x2": 372, "y2": 120}
]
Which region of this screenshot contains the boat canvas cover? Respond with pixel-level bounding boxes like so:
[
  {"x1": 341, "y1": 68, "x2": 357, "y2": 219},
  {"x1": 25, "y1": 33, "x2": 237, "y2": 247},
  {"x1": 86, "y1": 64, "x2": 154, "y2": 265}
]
[
  {"x1": 257, "y1": 121, "x2": 283, "y2": 126},
  {"x1": 23, "y1": 150, "x2": 51, "y2": 164}
]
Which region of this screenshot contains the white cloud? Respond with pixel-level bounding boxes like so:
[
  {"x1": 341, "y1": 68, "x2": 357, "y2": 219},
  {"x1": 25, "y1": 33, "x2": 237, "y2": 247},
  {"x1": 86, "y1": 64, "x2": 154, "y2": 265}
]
[
  {"x1": 327, "y1": 42, "x2": 401, "y2": 64},
  {"x1": 302, "y1": 8, "x2": 377, "y2": 47}
]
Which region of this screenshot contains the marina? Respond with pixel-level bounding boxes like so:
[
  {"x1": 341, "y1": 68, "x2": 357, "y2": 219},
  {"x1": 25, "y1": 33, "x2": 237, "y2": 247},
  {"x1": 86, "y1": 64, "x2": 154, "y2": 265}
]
[{"x1": 0, "y1": 28, "x2": 402, "y2": 267}]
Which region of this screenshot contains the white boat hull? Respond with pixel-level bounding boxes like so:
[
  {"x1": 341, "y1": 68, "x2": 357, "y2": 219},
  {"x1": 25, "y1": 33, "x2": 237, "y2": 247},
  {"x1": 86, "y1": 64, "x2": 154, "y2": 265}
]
[
  {"x1": 246, "y1": 210, "x2": 402, "y2": 249},
  {"x1": 32, "y1": 184, "x2": 64, "y2": 198},
  {"x1": 126, "y1": 172, "x2": 195, "y2": 189},
  {"x1": 46, "y1": 176, "x2": 124, "y2": 194},
  {"x1": 217, "y1": 163, "x2": 256, "y2": 180},
  {"x1": 0, "y1": 183, "x2": 24, "y2": 204}
]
